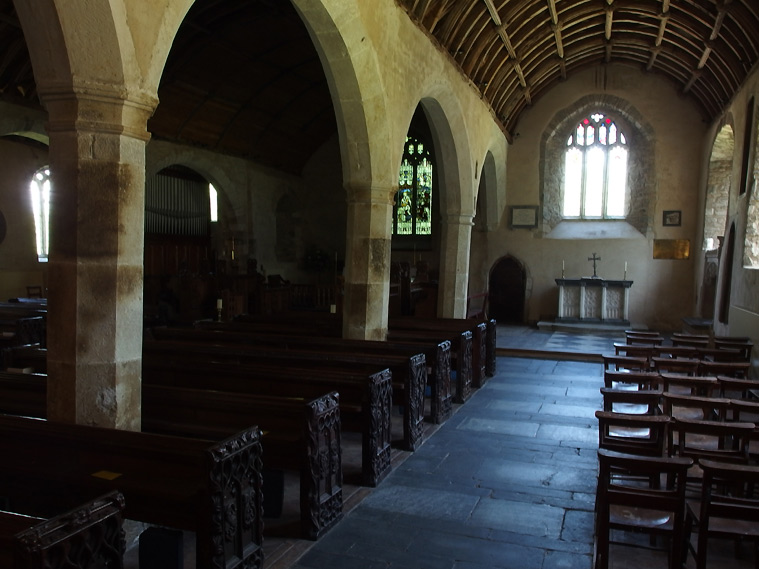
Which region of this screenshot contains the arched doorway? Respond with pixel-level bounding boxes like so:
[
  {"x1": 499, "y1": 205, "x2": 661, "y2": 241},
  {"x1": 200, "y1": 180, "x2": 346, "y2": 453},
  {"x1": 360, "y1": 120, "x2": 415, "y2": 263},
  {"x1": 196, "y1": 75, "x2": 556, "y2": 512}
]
[{"x1": 488, "y1": 256, "x2": 526, "y2": 323}]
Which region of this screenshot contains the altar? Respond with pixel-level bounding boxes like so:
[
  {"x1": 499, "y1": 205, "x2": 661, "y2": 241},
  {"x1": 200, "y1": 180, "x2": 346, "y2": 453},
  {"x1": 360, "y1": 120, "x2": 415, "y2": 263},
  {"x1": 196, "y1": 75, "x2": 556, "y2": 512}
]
[{"x1": 555, "y1": 277, "x2": 632, "y2": 323}]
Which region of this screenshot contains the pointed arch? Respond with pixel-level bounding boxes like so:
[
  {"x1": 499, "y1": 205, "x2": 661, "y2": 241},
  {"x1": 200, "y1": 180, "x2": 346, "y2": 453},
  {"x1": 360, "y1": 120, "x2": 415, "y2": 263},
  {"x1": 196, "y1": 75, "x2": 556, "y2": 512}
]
[
  {"x1": 704, "y1": 124, "x2": 734, "y2": 252},
  {"x1": 292, "y1": 1, "x2": 392, "y2": 191}
]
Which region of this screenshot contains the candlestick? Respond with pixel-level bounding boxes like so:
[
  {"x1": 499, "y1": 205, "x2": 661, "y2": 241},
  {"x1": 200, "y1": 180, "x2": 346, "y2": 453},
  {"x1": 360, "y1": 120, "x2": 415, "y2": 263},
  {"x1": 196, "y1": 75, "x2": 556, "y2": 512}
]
[
  {"x1": 562, "y1": 259, "x2": 565, "y2": 278},
  {"x1": 624, "y1": 261, "x2": 627, "y2": 280}
]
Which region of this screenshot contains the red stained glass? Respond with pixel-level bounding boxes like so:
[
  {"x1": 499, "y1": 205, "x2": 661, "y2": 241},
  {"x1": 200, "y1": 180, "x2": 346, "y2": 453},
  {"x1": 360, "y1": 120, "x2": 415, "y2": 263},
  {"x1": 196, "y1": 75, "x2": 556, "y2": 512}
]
[{"x1": 583, "y1": 119, "x2": 589, "y2": 124}]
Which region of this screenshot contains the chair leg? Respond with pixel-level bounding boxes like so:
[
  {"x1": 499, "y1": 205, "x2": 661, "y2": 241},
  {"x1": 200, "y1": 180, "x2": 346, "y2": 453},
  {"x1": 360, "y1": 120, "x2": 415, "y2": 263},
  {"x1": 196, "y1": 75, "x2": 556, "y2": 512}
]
[
  {"x1": 682, "y1": 510, "x2": 695, "y2": 569},
  {"x1": 696, "y1": 525, "x2": 709, "y2": 569},
  {"x1": 595, "y1": 509, "x2": 609, "y2": 569}
]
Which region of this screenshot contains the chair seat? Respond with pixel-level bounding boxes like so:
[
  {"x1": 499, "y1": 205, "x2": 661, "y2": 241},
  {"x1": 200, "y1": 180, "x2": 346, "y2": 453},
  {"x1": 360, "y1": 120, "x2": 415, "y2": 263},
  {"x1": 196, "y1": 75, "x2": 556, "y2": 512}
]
[
  {"x1": 610, "y1": 426, "x2": 652, "y2": 438},
  {"x1": 687, "y1": 500, "x2": 759, "y2": 539},
  {"x1": 610, "y1": 505, "x2": 674, "y2": 529}
]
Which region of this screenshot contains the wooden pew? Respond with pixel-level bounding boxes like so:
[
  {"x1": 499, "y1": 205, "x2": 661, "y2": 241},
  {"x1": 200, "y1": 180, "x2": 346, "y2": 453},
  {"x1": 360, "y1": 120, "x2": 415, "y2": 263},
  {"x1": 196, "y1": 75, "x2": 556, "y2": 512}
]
[
  {"x1": 0, "y1": 372, "x2": 343, "y2": 540},
  {"x1": 0, "y1": 414, "x2": 264, "y2": 569},
  {"x1": 0, "y1": 491, "x2": 125, "y2": 569},
  {"x1": 226, "y1": 312, "x2": 493, "y2": 390},
  {"x1": 142, "y1": 385, "x2": 342, "y2": 540},
  {"x1": 156, "y1": 324, "x2": 453, "y2": 425},
  {"x1": 388, "y1": 327, "x2": 473, "y2": 403},
  {"x1": 143, "y1": 336, "x2": 425, "y2": 453},
  {"x1": 142, "y1": 345, "x2": 393, "y2": 487},
  {"x1": 0, "y1": 371, "x2": 47, "y2": 417},
  {"x1": 390, "y1": 316, "x2": 493, "y2": 387},
  {"x1": 1, "y1": 344, "x2": 47, "y2": 373}
]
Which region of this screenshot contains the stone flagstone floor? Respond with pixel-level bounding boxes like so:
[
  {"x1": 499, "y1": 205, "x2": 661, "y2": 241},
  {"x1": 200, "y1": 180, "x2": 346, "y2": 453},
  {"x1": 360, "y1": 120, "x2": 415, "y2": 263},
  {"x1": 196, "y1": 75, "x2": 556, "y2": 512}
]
[{"x1": 127, "y1": 325, "x2": 754, "y2": 569}]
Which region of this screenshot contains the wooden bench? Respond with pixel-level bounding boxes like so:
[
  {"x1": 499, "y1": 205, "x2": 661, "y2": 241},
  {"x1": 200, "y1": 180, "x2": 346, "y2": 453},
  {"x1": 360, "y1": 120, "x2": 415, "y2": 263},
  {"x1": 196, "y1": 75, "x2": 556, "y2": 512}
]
[
  {"x1": 0, "y1": 491, "x2": 125, "y2": 569},
  {"x1": 0, "y1": 414, "x2": 264, "y2": 569},
  {"x1": 387, "y1": 327, "x2": 473, "y2": 403},
  {"x1": 390, "y1": 316, "x2": 494, "y2": 386},
  {"x1": 218, "y1": 312, "x2": 495, "y2": 390},
  {"x1": 157, "y1": 324, "x2": 453, "y2": 425},
  {"x1": 143, "y1": 336, "x2": 423, "y2": 452},
  {"x1": 0, "y1": 371, "x2": 47, "y2": 417},
  {"x1": 0, "y1": 372, "x2": 342, "y2": 540},
  {"x1": 142, "y1": 384, "x2": 342, "y2": 540},
  {"x1": 1, "y1": 344, "x2": 47, "y2": 373},
  {"x1": 142, "y1": 344, "x2": 393, "y2": 487}
]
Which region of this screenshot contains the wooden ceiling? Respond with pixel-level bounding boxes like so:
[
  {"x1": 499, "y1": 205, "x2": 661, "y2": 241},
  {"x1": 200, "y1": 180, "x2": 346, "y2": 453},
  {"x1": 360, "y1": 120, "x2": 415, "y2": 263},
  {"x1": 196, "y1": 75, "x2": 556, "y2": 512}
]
[
  {"x1": 398, "y1": 0, "x2": 759, "y2": 136},
  {"x1": 1, "y1": 0, "x2": 759, "y2": 170}
]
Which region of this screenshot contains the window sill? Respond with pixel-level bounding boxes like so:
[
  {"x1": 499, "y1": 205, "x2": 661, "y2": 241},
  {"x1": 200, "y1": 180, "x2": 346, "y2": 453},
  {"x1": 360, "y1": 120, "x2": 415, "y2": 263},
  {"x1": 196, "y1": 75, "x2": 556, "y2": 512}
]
[{"x1": 546, "y1": 220, "x2": 644, "y2": 240}]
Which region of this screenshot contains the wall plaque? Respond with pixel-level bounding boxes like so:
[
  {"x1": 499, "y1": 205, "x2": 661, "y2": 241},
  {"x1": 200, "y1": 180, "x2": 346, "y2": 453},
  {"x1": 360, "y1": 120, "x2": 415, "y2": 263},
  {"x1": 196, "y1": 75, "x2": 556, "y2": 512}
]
[
  {"x1": 509, "y1": 205, "x2": 539, "y2": 229},
  {"x1": 653, "y1": 239, "x2": 690, "y2": 259}
]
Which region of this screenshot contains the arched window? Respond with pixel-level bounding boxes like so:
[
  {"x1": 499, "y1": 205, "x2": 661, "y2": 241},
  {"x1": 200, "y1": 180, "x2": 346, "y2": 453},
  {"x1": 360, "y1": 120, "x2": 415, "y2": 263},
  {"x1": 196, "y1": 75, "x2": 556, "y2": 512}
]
[
  {"x1": 394, "y1": 136, "x2": 432, "y2": 236},
  {"x1": 563, "y1": 113, "x2": 628, "y2": 219},
  {"x1": 29, "y1": 166, "x2": 51, "y2": 262}
]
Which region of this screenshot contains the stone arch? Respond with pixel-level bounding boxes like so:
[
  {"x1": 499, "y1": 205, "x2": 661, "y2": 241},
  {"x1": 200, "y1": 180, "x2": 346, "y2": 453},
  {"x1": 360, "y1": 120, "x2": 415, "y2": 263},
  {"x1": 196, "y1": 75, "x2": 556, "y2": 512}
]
[
  {"x1": 13, "y1": 0, "x2": 191, "y2": 109},
  {"x1": 474, "y1": 150, "x2": 501, "y2": 232},
  {"x1": 704, "y1": 123, "x2": 734, "y2": 252},
  {"x1": 417, "y1": 94, "x2": 474, "y2": 218},
  {"x1": 745, "y1": 111, "x2": 759, "y2": 268},
  {"x1": 0, "y1": 108, "x2": 49, "y2": 143},
  {"x1": 146, "y1": 154, "x2": 239, "y2": 238},
  {"x1": 292, "y1": 1, "x2": 393, "y2": 193},
  {"x1": 540, "y1": 94, "x2": 655, "y2": 235}
]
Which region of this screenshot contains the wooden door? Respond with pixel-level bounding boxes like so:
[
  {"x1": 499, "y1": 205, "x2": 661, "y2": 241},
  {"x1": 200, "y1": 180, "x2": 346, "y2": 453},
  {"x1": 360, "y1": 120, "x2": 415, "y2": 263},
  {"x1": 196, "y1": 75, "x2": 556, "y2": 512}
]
[{"x1": 488, "y1": 256, "x2": 526, "y2": 323}]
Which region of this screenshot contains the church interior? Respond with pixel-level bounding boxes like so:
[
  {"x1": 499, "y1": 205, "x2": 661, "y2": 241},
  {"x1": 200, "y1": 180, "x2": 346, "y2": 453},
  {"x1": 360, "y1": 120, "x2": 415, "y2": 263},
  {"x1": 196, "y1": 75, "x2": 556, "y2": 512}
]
[{"x1": 1, "y1": 0, "x2": 759, "y2": 567}]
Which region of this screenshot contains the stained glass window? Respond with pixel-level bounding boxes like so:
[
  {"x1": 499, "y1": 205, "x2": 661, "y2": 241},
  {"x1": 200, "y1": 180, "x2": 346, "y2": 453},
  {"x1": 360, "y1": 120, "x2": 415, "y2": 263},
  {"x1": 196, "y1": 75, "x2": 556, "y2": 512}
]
[
  {"x1": 563, "y1": 113, "x2": 628, "y2": 219},
  {"x1": 29, "y1": 167, "x2": 51, "y2": 262},
  {"x1": 394, "y1": 136, "x2": 433, "y2": 236}
]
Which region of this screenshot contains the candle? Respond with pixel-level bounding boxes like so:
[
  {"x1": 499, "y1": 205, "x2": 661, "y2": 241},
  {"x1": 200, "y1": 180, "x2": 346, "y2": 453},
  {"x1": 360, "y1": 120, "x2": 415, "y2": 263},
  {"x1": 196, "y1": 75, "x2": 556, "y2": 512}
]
[
  {"x1": 216, "y1": 298, "x2": 223, "y2": 310},
  {"x1": 624, "y1": 261, "x2": 627, "y2": 280}
]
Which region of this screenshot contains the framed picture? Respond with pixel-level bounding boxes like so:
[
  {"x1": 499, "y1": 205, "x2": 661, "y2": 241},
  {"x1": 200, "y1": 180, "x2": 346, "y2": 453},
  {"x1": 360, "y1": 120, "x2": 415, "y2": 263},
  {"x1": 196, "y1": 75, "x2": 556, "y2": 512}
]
[
  {"x1": 663, "y1": 210, "x2": 681, "y2": 226},
  {"x1": 509, "y1": 205, "x2": 539, "y2": 229}
]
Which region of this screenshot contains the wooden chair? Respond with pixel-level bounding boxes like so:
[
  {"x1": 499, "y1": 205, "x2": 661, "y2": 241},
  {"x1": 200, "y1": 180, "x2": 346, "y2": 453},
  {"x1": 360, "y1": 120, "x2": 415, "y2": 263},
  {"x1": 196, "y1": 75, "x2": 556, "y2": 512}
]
[
  {"x1": 614, "y1": 342, "x2": 656, "y2": 361},
  {"x1": 662, "y1": 393, "x2": 731, "y2": 422},
  {"x1": 659, "y1": 373, "x2": 719, "y2": 397},
  {"x1": 601, "y1": 388, "x2": 663, "y2": 415},
  {"x1": 698, "y1": 346, "x2": 744, "y2": 362},
  {"x1": 684, "y1": 459, "x2": 759, "y2": 569},
  {"x1": 668, "y1": 418, "x2": 754, "y2": 492},
  {"x1": 652, "y1": 356, "x2": 700, "y2": 376},
  {"x1": 604, "y1": 370, "x2": 660, "y2": 391},
  {"x1": 596, "y1": 410, "x2": 670, "y2": 457},
  {"x1": 672, "y1": 332, "x2": 711, "y2": 343},
  {"x1": 595, "y1": 449, "x2": 693, "y2": 569},
  {"x1": 714, "y1": 337, "x2": 754, "y2": 362},
  {"x1": 655, "y1": 345, "x2": 700, "y2": 360},
  {"x1": 603, "y1": 355, "x2": 650, "y2": 373},
  {"x1": 717, "y1": 376, "x2": 759, "y2": 400},
  {"x1": 625, "y1": 331, "x2": 664, "y2": 346},
  {"x1": 698, "y1": 360, "x2": 751, "y2": 378},
  {"x1": 672, "y1": 337, "x2": 710, "y2": 349}
]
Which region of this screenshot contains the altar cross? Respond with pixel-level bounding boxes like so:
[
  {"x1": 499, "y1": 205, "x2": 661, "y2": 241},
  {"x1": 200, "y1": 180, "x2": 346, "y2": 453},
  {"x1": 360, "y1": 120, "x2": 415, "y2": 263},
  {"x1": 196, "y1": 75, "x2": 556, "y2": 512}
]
[{"x1": 588, "y1": 253, "x2": 601, "y2": 277}]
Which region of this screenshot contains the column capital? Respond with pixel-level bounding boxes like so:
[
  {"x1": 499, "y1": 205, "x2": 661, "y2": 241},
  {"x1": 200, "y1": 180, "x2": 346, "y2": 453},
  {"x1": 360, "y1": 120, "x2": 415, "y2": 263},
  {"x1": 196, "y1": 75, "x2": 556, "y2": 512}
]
[
  {"x1": 343, "y1": 181, "x2": 396, "y2": 206},
  {"x1": 443, "y1": 213, "x2": 475, "y2": 227},
  {"x1": 38, "y1": 80, "x2": 158, "y2": 142}
]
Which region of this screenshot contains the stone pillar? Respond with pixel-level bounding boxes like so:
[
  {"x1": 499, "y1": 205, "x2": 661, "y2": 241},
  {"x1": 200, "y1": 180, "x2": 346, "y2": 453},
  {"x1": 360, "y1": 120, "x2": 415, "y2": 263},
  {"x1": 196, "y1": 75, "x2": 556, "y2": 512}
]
[
  {"x1": 42, "y1": 88, "x2": 155, "y2": 430},
  {"x1": 342, "y1": 183, "x2": 394, "y2": 340},
  {"x1": 438, "y1": 213, "x2": 474, "y2": 318}
]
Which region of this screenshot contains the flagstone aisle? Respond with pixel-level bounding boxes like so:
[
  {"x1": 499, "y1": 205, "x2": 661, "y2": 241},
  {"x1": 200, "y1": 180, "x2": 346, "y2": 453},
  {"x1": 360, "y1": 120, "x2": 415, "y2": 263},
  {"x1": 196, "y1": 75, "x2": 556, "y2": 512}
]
[{"x1": 289, "y1": 355, "x2": 603, "y2": 569}]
